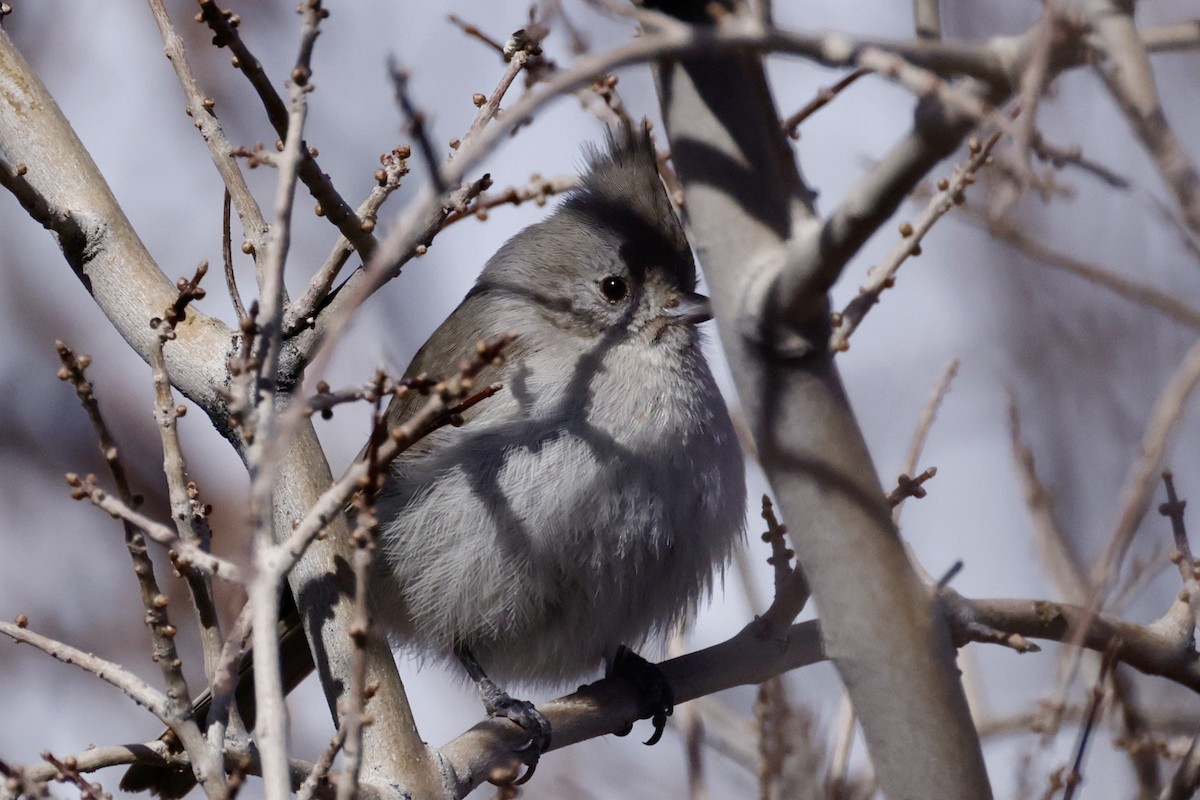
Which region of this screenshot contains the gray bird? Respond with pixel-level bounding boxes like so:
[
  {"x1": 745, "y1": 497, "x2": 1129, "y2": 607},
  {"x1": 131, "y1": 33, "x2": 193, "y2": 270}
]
[{"x1": 122, "y1": 123, "x2": 745, "y2": 794}]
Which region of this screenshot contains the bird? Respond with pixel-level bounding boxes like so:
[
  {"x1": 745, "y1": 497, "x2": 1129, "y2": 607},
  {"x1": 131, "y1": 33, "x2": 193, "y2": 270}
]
[{"x1": 121, "y1": 121, "x2": 746, "y2": 795}]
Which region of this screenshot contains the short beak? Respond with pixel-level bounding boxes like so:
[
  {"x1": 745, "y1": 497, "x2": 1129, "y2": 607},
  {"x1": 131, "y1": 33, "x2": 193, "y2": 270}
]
[{"x1": 663, "y1": 291, "x2": 712, "y2": 325}]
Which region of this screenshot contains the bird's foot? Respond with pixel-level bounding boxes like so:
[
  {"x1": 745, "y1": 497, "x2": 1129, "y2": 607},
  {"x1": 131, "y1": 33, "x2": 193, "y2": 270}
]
[
  {"x1": 608, "y1": 645, "x2": 674, "y2": 745},
  {"x1": 458, "y1": 647, "x2": 551, "y2": 785},
  {"x1": 476, "y1": 680, "x2": 551, "y2": 784}
]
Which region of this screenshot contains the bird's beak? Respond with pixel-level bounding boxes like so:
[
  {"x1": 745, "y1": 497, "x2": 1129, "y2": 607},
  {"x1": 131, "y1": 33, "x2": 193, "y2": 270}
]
[{"x1": 663, "y1": 291, "x2": 712, "y2": 325}]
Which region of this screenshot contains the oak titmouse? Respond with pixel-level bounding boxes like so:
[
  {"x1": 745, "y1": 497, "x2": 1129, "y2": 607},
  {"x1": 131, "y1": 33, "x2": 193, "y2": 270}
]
[
  {"x1": 121, "y1": 124, "x2": 745, "y2": 795},
  {"x1": 371, "y1": 124, "x2": 746, "y2": 690}
]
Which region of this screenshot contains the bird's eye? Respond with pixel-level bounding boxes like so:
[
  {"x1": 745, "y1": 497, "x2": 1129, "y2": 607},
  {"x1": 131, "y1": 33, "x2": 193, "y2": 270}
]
[{"x1": 599, "y1": 276, "x2": 628, "y2": 303}]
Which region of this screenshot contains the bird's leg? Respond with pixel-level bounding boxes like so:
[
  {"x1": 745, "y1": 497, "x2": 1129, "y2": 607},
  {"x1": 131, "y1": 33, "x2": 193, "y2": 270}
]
[
  {"x1": 455, "y1": 646, "x2": 552, "y2": 784},
  {"x1": 608, "y1": 645, "x2": 675, "y2": 745}
]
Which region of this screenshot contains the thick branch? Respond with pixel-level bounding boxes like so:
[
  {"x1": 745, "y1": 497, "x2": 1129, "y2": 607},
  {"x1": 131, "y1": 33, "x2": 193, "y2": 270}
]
[
  {"x1": 0, "y1": 28, "x2": 235, "y2": 427},
  {"x1": 650, "y1": 5, "x2": 990, "y2": 799}
]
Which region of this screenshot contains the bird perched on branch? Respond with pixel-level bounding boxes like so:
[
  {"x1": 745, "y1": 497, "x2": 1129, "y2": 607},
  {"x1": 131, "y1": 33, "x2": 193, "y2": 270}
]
[{"x1": 122, "y1": 121, "x2": 745, "y2": 795}]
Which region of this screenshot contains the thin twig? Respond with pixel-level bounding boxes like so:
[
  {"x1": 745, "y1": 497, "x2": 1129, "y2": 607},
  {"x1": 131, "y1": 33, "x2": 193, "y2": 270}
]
[
  {"x1": 1039, "y1": 339, "x2": 1200, "y2": 736},
  {"x1": 387, "y1": 62, "x2": 447, "y2": 195},
  {"x1": 830, "y1": 131, "x2": 1003, "y2": 351},
  {"x1": 283, "y1": 146, "x2": 410, "y2": 334},
  {"x1": 1160, "y1": 471, "x2": 1193, "y2": 581},
  {"x1": 245, "y1": 6, "x2": 327, "y2": 797},
  {"x1": 894, "y1": 358, "x2": 958, "y2": 519},
  {"x1": 979, "y1": 213, "x2": 1200, "y2": 331},
  {"x1": 65, "y1": 473, "x2": 243, "y2": 583},
  {"x1": 1061, "y1": 640, "x2": 1120, "y2": 800},
  {"x1": 884, "y1": 467, "x2": 938, "y2": 508},
  {"x1": 270, "y1": 336, "x2": 513, "y2": 584},
  {"x1": 335, "y1": 373, "x2": 389, "y2": 800},
  {"x1": 1086, "y1": 0, "x2": 1200, "y2": 233},
  {"x1": 440, "y1": 173, "x2": 579, "y2": 228},
  {"x1": 53, "y1": 339, "x2": 228, "y2": 797},
  {"x1": 196, "y1": 0, "x2": 377, "y2": 259},
  {"x1": 1011, "y1": 9, "x2": 1059, "y2": 188},
  {"x1": 1009, "y1": 401, "x2": 1088, "y2": 605},
  {"x1": 145, "y1": 0, "x2": 270, "y2": 264},
  {"x1": 752, "y1": 496, "x2": 809, "y2": 641},
  {"x1": 150, "y1": 262, "x2": 227, "y2": 684},
  {"x1": 0, "y1": 619, "x2": 168, "y2": 719},
  {"x1": 205, "y1": 603, "x2": 253, "y2": 767},
  {"x1": 781, "y1": 68, "x2": 870, "y2": 139},
  {"x1": 40, "y1": 752, "x2": 106, "y2": 800},
  {"x1": 295, "y1": 724, "x2": 347, "y2": 800}
]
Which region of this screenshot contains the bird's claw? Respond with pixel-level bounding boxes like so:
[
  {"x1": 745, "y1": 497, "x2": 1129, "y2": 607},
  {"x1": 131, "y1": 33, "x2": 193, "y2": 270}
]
[
  {"x1": 608, "y1": 645, "x2": 675, "y2": 745},
  {"x1": 486, "y1": 693, "x2": 551, "y2": 785}
]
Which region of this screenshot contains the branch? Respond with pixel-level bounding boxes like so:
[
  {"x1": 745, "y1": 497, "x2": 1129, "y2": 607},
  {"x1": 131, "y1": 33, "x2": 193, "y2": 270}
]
[
  {"x1": 439, "y1": 619, "x2": 826, "y2": 796},
  {"x1": 66, "y1": 473, "x2": 243, "y2": 583},
  {"x1": 0, "y1": 27, "x2": 236, "y2": 422},
  {"x1": 244, "y1": 6, "x2": 326, "y2": 797},
  {"x1": 649, "y1": 4, "x2": 989, "y2": 798},
  {"x1": 978, "y1": 213, "x2": 1200, "y2": 331},
  {"x1": 1085, "y1": 0, "x2": 1200, "y2": 233},
  {"x1": 150, "y1": 264, "x2": 227, "y2": 684},
  {"x1": 829, "y1": 131, "x2": 1002, "y2": 351},
  {"x1": 145, "y1": 0, "x2": 270, "y2": 264},
  {"x1": 196, "y1": 0, "x2": 378, "y2": 260},
  {"x1": 0, "y1": 619, "x2": 169, "y2": 721}
]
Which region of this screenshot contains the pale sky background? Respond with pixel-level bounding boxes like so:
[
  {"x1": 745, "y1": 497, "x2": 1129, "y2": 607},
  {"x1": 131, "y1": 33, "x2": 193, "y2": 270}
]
[{"x1": 1, "y1": 1, "x2": 1199, "y2": 798}]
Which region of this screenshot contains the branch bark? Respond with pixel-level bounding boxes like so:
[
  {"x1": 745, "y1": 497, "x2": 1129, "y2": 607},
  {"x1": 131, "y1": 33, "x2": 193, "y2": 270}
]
[
  {"x1": 0, "y1": 23, "x2": 432, "y2": 797},
  {"x1": 648, "y1": 5, "x2": 991, "y2": 797}
]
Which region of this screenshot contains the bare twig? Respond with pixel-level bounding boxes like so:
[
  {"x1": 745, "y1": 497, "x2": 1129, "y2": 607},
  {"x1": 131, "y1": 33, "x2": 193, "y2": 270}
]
[
  {"x1": 1010, "y1": 9, "x2": 1059, "y2": 188},
  {"x1": 885, "y1": 467, "x2": 938, "y2": 508},
  {"x1": 781, "y1": 68, "x2": 871, "y2": 139},
  {"x1": 244, "y1": 6, "x2": 327, "y2": 797},
  {"x1": 1088, "y1": 339, "x2": 1200, "y2": 619},
  {"x1": 942, "y1": 592, "x2": 1200, "y2": 691},
  {"x1": 54, "y1": 336, "x2": 229, "y2": 797},
  {"x1": 454, "y1": 48, "x2": 531, "y2": 163},
  {"x1": 272, "y1": 337, "x2": 513, "y2": 585},
  {"x1": 149, "y1": 263, "x2": 227, "y2": 686},
  {"x1": 1160, "y1": 471, "x2": 1193, "y2": 581},
  {"x1": 980, "y1": 214, "x2": 1200, "y2": 331},
  {"x1": 0, "y1": 619, "x2": 169, "y2": 719},
  {"x1": 894, "y1": 358, "x2": 958, "y2": 518},
  {"x1": 196, "y1": 0, "x2": 377, "y2": 259},
  {"x1": 441, "y1": 173, "x2": 579, "y2": 228},
  {"x1": 284, "y1": 146, "x2": 410, "y2": 334},
  {"x1": 387, "y1": 62, "x2": 447, "y2": 195},
  {"x1": 830, "y1": 131, "x2": 1002, "y2": 351},
  {"x1": 146, "y1": 0, "x2": 270, "y2": 264},
  {"x1": 295, "y1": 724, "x2": 347, "y2": 800},
  {"x1": 204, "y1": 603, "x2": 253, "y2": 769},
  {"x1": 335, "y1": 373, "x2": 389, "y2": 800},
  {"x1": 1086, "y1": 0, "x2": 1200, "y2": 233},
  {"x1": 1062, "y1": 640, "x2": 1120, "y2": 800},
  {"x1": 65, "y1": 473, "x2": 243, "y2": 583},
  {"x1": 1037, "y1": 338, "x2": 1200, "y2": 738},
  {"x1": 40, "y1": 752, "x2": 106, "y2": 800},
  {"x1": 752, "y1": 496, "x2": 809, "y2": 641},
  {"x1": 1009, "y1": 401, "x2": 1088, "y2": 604}
]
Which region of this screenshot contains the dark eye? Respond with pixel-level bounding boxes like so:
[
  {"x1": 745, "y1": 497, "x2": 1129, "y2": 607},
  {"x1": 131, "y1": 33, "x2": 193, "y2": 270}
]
[{"x1": 599, "y1": 276, "x2": 628, "y2": 303}]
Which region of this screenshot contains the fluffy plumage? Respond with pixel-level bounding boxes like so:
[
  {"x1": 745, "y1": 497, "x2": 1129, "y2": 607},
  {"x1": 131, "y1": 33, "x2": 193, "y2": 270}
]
[
  {"x1": 373, "y1": 125, "x2": 746, "y2": 686},
  {"x1": 120, "y1": 125, "x2": 746, "y2": 797}
]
